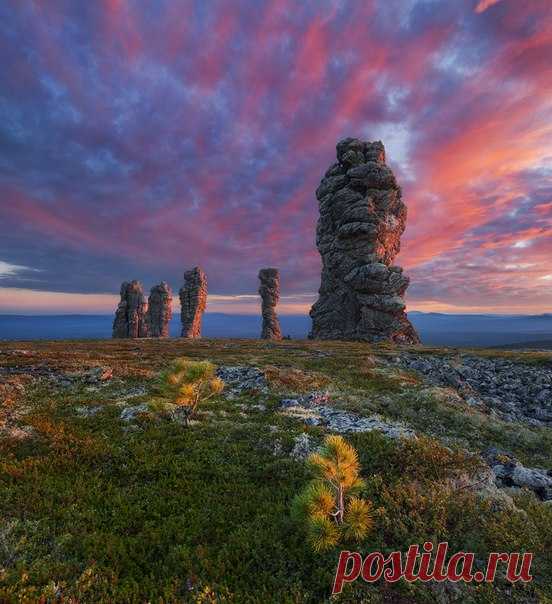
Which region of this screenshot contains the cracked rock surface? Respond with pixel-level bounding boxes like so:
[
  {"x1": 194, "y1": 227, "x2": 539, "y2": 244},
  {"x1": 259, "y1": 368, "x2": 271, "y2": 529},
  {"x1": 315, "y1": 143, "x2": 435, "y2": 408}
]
[
  {"x1": 146, "y1": 282, "x2": 173, "y2": 337},
  {"x1": 309, "y1": 137, "x2": 419, "y2": 344},
  {"x1": 258, "y1": 268, "x2": 282, "y2": 340},
  {"x1": 216, "y1": 366, "x2": 268, "y2": 396},
  {"x1": 179, "y1": 267, "x2": 207, "y2": 338},
  {"x1": 112, "y1": 280, "x2": 149, "y2": 338}
]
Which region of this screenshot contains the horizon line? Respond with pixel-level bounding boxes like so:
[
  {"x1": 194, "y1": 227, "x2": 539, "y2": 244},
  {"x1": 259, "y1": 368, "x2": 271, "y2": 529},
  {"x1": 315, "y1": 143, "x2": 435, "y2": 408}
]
[{"x1": 1, "y1": 310, "x2": 552, "y2": 318}]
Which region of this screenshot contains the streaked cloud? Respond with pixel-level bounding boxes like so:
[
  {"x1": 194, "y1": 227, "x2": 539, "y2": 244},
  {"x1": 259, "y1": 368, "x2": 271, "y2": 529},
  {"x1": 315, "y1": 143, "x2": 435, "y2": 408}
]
[
  {"x1": 475, "y1": 0, "x2": 503, "y2": 14},
  {"x1": 0, "y1": 0, "x2": 551, "y2": 315},
  {"x1": 0, "y1": 288, "x2": 317, "y2": 316},
  {"x1": 0, "y1": 261, "x2": 37, "y2": 279}
]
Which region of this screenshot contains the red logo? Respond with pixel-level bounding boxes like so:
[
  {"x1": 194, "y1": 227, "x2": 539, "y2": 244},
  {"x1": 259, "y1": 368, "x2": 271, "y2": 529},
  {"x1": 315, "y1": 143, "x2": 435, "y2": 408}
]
[{"x1": 332, "y1": 542, "x2": 533, "y2": 595}]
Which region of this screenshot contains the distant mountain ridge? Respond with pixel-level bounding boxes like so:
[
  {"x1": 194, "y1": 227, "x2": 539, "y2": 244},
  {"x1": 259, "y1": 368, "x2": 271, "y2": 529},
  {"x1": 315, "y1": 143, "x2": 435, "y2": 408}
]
[{"x1": 1, "y1": 312, "x2": 552, "y2": 348}]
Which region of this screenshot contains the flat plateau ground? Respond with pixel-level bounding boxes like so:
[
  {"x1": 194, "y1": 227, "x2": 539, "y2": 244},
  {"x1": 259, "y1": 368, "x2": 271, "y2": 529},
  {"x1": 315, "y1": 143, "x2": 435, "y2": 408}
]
[{"x1": 0, "y1": 339, "x2": 551, "y2": 603}]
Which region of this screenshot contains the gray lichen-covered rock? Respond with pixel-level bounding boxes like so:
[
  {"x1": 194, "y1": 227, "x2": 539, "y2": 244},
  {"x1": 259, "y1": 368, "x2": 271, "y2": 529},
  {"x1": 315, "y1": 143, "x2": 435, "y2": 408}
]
[
  {"x1": 396, "y1": 353, "x2": 552, "y2": 426},
  {"x1": 216, "y1": 366, "x2": 268, "y2": 396},
  {"x1": 290, "y1": 433, "x2": 315, "y2": 461},
  {"x1": 120, "y1": 403, "x2": 150, "y2": 422},
  {"x1": 483, "y1": 447, "x2": 552, "y2": 501},
  {"x1": 146, "y1": 281, "x2": 173, "y2": 337},
  {"x1": 258, "y1": 268, "x2": 282, "y2": 340},
  {"x1": 112, "y1": 280, "x2": 149, "y2": 338},
  {"x1": 280, "y1": 393, "x2": 416, "y2": 438},
  {"x1": 310, "y1": 137, "x2": 419, "y2": 343},
  {"x1": 179, "y1": 267, "x2": 207, "y2": 338}
]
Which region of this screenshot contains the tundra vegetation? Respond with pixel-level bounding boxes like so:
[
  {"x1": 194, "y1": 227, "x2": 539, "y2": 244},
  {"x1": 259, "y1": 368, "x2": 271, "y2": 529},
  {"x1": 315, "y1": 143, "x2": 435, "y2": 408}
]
[{"x1": 0, "y1": 338, "x2": 551, "y2": 603}]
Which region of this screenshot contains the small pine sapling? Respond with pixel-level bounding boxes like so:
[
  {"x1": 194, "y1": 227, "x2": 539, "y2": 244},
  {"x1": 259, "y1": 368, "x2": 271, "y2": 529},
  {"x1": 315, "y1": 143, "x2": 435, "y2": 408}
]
[
  {"x1": 293, "y1": 435, "x2": 374, "y2": 552},
  {"x1": 161, "y1": 358, "x2": 224, "y2": 423}
]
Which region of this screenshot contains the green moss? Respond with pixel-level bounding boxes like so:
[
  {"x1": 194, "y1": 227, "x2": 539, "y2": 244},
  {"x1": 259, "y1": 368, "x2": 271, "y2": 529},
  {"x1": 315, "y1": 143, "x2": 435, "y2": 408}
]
[{"x1": 0, "y1": 339, "x2": 551, "y2": 602}]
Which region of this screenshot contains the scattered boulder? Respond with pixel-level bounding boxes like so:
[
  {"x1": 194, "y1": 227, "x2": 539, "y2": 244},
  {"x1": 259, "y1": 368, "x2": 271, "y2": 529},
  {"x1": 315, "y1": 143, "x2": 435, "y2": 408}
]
[
  {"x1": 54, "y1": 366, "x2": 113, "y2": 386},
  {"x1": 450, "y1": 466, "x2": 520, "y2": 512},
  {"x1": 280, "y1": 392, "x2": 416, "y2": 439},
  {"x1": 179, "y1": 267, "x2": 207, "y2": 338},
  {"x1": 114, "y1": 385, "x2": 147, "y2": 403},
  {"x1": 146, "y1": 282, "x2": 173, "y2": 337},
  {"x1": 120, "y1": 403, "x2": 150, "y2": 422},
  {"x1": 309, "y1": 137, "x2": 419, "y2": 343},
  {"x1": 281, "y1": 391, "x2": 330, "y2": 407},
  {"x1": 216, "y1": 366, "x2": 268, "y2": 396},
  {"x1": 290, "y1": 433, "x2": 315, "y2": 461},
  {"x1": 112, "y1": 280, "x2": 149, "y2": 338},
  {"x1": 74, "y1": 405, "x2": 103, "y2": 418},
  {"x1": 483, "y1": 447, "x2": 552, "y2": 501},
  {"x1": 258, "y1": 268, "x2": 282, "y2": 340},
  {"x1": 0, "y1": 365, "x2": 114, "y2": 389},
  {"x1": 397, "y1": 353, "x2": 552, "y2": 425}
]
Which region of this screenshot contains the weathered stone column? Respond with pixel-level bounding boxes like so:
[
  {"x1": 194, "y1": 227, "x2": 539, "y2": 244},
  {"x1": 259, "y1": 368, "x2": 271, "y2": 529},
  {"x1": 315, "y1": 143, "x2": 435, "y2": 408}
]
[
  {"x1": 258, "y1": 267, "x2": 282, "y2": 340},
  {"x1": 146, "y1": 281, "x2": 173, "y2": 337},
  {"x1": 309, "y1": 138, "x2": 419, "y2": 343},
  {"x1": 179, "y1": 267, "x2": 207, "y2": 338},
  {"x1": 112, "y1": 280, "x2": 149, "y2": 338}
]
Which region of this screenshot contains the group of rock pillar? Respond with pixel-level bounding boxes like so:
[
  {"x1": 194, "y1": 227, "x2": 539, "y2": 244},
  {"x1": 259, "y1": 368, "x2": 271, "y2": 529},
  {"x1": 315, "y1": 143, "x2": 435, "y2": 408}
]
[
  {"x1": 112, "y1": 266, "x2": 282, "y2": 340},
  {"x1": 112, "y1": 268, "x2": 207, "y2": 339},
  {"x1": 113, "y1": 137, "x2": 418, "y2": 344}
]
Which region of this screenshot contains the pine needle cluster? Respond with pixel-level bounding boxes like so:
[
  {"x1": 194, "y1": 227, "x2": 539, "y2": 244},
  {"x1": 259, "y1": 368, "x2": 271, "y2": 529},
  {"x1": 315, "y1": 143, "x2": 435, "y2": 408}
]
[
  {"x1": 292, "y1": 435, "x2": 374, "y2": 552},
  {"x1": 160, "y1": 358, "x2": 224, "y2": 423}
]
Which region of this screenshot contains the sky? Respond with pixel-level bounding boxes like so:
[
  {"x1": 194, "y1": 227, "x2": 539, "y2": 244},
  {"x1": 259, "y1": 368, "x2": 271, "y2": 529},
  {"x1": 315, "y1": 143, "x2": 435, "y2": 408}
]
[{"x1": 0, "y1": 0, "x2": 551, "y2": 316}]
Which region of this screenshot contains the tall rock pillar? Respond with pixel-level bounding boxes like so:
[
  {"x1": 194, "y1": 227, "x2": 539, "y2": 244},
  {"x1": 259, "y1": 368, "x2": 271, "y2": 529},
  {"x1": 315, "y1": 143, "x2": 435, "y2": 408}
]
[
  {"x1": 309, "y1": 138, "x2": 419, "y2": 343},
  {"x1": 146, "y1": 282, "x2": 173, "y2": 337},
  {"x1": 258, "y1": 268, "x2": 282, "y2": 340},
  {"x1": 179, "y1": 267, "x2": 207, "y2": 338},
  {"x1": 112, "y1": 280, "x2": 149, "y2": 338}
]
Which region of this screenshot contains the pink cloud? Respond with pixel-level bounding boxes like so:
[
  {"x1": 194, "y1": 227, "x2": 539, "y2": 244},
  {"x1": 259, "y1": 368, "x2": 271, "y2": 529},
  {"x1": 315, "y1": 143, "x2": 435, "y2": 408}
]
[
  {"x1": 475, "y1": 0, "x2": 503, "y2": 14},
  {"x1": 2, "y1": 0, "x2": 552, "y2": 314}
]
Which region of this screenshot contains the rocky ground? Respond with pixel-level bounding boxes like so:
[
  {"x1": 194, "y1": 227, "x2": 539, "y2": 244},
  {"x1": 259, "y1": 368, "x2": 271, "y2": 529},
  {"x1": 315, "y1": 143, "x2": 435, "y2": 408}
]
[
  {"x1": 216, "y1": 361, "x2": 552, "y2": 502},
  {"x1": 395, "y1": 353, "x2": 552, "y2": 425},
  {"x1": 0, "y1": 339, "x2": 551, "y2": 602}
]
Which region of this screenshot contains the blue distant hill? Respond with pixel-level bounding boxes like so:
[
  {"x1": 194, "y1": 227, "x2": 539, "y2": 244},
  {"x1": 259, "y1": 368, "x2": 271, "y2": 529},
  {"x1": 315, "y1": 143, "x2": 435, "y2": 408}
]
[
  {"x1": 0, "y1": 313, "x2": 298, "y2": 341},
  {"x1": 1, "y1": 312, "x2": 552, "y2": 348}
]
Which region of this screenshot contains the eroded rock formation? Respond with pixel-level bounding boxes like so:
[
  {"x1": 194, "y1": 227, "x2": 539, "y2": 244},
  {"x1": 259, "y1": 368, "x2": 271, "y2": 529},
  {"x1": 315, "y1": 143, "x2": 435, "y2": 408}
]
[
  {"x1": 146, "y1": 281, "x2": 173, "y2": 337},
  {"x1": 112, "y1": 280, "x2": 149, "y2": 338},
  {"x1": 258, "y1": 268, "x2": 282, "y2": 340},
  {"x1": 309, "y1": 137, "x2": 419, "y2": 343},
  {"x1": 179, "y1": 267, "x2": 207, "y2": 338}
]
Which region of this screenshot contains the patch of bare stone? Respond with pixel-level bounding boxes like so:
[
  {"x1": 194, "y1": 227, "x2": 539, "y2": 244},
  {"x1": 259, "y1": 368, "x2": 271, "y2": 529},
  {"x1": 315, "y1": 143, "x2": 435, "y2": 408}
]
[
  {"x1": 215, "y1": 363, "x2": 552, "y2": 502},
  {"x1": 280, "y1": 392, "x2": 416, "y2": 439},
  {"x1": 394, "y1": 353, "x2": 552, "y2": 426}
]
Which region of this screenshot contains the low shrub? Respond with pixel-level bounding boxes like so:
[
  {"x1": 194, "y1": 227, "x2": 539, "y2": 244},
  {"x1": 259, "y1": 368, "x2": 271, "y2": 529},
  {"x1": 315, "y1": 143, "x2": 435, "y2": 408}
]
[
  {"x1": 293, "y1": 435, "x2": 375, "y2": 552},
  {"x1": 158, "y1": 358, "x2": 224, "y2": 424}
]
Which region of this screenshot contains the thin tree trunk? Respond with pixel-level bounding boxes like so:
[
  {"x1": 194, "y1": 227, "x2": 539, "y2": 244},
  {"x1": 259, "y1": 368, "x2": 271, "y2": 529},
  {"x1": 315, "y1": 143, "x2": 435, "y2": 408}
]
[{"x1": 337, "y1": 485, "x2": 344, "y2": 524}]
